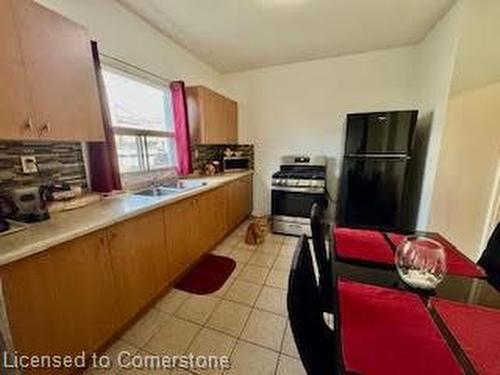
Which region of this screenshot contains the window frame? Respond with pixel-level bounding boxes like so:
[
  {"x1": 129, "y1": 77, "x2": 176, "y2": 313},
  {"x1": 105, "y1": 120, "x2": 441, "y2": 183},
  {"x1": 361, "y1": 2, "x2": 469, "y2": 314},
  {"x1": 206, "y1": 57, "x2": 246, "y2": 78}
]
[{"x1": 101, "y1": 61, "x2": 177, "y2": 178}]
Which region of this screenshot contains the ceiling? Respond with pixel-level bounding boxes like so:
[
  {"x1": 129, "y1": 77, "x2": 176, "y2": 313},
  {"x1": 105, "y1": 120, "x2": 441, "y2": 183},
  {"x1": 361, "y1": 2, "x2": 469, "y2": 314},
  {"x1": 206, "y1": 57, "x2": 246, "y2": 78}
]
[{"x1": 118, "y1": 0, "x2": 456, "y2": 73}]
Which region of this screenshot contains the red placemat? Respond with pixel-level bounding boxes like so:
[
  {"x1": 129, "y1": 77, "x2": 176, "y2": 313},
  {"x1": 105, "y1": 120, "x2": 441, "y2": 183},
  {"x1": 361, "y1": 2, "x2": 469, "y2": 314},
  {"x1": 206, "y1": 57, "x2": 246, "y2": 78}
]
[
  {"x1": 387, "y1": 232, "x2": 485, "y2": 278},
  {"x1": 338, "y1": 280, "x2": 463, "y2": 375},
  {"x1": 333, "y1": 227, "x2": 394, "y2": 265},
  {"x1": 432, "y1": 298, "x2": 500, "y2": 375}
]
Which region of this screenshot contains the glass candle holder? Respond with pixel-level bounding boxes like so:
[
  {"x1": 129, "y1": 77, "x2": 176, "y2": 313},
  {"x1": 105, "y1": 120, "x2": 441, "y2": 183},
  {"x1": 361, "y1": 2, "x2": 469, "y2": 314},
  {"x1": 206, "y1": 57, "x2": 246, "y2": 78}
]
[{"x1": 395, "y1": 236, "x2": 446, "y2": 290}]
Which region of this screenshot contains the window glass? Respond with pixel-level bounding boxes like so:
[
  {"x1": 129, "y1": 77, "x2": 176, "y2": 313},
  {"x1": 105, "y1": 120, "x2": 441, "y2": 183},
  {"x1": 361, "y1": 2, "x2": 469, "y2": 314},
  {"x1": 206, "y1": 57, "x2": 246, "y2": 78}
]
[{"x1": 102, "y1": 67, "x2": 177, "y2": 176}]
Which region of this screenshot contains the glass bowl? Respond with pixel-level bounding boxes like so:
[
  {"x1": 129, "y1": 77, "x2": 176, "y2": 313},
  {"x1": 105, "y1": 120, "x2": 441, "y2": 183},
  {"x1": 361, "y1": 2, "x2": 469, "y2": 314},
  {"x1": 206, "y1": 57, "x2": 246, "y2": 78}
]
[{"x1": 395, "y1": 236, "x2": 446, "y2": 290}]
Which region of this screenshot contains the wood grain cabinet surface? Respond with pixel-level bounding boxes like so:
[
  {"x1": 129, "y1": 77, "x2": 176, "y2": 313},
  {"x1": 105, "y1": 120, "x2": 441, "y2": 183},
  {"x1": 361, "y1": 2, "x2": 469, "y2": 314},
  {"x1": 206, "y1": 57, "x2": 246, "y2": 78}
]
[
  {"x1": 0, "y1": 0, "x2": 104, "y2": 141},
  {"x1": 186, "y1": 86, "x2": 238, "y2": 144},
  {"x1": 107, "y1": 209, "x2": 170, "y2": 325},
  {"x1": 0, "y1": 175, "x2": 252, "y2": 367},
  {"x1": 0, "y1": 230, "x2": 117, "y2": 360}
]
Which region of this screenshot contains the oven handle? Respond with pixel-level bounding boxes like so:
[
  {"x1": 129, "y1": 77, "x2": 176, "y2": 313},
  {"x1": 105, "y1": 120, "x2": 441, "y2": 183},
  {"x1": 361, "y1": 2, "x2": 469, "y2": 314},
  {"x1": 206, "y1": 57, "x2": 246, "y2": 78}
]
[{"x1": 271, "y1": 186, "x2": 325, "y2": 194}]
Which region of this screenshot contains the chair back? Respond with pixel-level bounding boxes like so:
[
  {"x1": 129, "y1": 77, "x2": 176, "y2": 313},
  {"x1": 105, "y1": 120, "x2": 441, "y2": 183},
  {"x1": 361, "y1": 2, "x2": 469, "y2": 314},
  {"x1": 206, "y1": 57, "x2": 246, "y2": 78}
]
[
  {"x1": 310, "y1": 203, "x2": 333, "y2": 306},
  {"x1": 478, "y1": 222, "x2": 500, "y2": 287},
  {"x1": 287, "y1": 234, "x2": 337, "y2": 374}
]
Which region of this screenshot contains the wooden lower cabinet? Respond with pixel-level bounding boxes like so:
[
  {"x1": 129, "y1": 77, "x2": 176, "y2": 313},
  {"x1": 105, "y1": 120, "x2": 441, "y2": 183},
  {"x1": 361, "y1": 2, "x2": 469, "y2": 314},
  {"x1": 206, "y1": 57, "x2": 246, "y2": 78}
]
[
  {"x1": 107, "y1": 209, "x2": 170, "y2": 325},
  {"x1": 0, "y1": 175, "x2": 252, "y2": 370},
  {"x1": 0, "y1": 229, "x2": 117, "y2": 360},
  {"x1": 227, "y1": 175, "x2": 253, "y2": 230},
  {"x1": 163, "y1": 197, "x2": 199, "y2": 280}
]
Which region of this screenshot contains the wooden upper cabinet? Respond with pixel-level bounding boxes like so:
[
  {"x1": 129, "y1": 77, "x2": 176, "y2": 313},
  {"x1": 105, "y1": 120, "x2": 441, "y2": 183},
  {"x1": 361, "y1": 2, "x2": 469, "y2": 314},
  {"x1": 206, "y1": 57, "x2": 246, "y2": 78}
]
[
  {"x1": 0, "y1": 0, "x2": 34, "y2": 140},
  {"x1": 0, "y1": 0, "x2": 104, "y2": 142},
  {"x1": 186, "y1": 86, "x2": 238, "y2": 144}
]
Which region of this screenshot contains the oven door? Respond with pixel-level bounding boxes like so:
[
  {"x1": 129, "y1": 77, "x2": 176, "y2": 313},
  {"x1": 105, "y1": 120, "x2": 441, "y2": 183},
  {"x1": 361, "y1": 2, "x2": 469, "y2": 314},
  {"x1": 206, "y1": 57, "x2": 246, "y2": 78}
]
[{"x1": 271, "y1": 188, "x2": 327, "y2": 218}]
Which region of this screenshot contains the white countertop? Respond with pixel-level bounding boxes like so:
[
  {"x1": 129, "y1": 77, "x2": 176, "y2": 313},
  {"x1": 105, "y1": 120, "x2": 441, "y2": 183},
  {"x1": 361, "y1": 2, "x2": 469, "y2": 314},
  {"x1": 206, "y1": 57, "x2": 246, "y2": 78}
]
[{"x1": 0, "y1": 171, "x2": 253, "y2": 267}]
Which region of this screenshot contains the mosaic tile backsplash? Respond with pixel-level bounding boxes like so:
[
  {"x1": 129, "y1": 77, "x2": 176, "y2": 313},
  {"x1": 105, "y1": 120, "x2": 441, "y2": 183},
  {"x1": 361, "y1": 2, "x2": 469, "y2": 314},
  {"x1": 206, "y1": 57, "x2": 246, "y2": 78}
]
[
  {"x1": 0, "y1": 141, "x2": 87, "y2": 192},
  {"x1": 192, "y1": 144, "x2": 254, "y2": 172}
]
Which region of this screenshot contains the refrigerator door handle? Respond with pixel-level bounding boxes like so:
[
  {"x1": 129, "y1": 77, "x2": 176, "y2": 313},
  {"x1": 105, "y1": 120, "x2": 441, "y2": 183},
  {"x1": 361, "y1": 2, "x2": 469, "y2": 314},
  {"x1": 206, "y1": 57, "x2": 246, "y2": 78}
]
[{"x1": 346, "y1": 153, "x2": 410, "y2": 160}]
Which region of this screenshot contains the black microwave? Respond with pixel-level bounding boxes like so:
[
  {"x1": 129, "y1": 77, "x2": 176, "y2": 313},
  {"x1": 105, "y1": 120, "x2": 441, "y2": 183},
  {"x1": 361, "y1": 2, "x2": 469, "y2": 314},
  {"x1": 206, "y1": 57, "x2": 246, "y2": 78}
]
[{"x1": 223, "y1": 156, "x2": 250, "y2": 172}]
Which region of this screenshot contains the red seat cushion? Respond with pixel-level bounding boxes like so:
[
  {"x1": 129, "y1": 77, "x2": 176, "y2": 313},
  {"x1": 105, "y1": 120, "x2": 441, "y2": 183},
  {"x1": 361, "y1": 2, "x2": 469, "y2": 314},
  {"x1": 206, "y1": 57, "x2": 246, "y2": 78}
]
[
  {"x1": 432, "y1": 298, "x2": 500, "y2": 375},
  {"x1": 338, "y1": 280, "x2": 463, "y2": 375},
  {"x1": 334, "y1": 227, "x2": 394, "y2": 265}
]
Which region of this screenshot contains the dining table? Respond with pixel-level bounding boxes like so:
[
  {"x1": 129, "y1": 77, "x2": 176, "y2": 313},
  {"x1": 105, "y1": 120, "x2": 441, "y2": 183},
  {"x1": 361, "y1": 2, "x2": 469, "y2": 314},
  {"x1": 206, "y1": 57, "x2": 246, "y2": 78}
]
[{"x1": 330, "y1": 229, "x2": 500, "y2": 375}]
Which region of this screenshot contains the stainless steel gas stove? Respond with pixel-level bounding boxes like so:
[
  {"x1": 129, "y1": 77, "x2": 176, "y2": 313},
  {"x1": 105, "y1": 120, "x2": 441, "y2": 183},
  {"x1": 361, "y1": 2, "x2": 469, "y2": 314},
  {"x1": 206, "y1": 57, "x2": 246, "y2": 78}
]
[{"x1": 271, "y1": 155, "x2": 327, "y2": 236}]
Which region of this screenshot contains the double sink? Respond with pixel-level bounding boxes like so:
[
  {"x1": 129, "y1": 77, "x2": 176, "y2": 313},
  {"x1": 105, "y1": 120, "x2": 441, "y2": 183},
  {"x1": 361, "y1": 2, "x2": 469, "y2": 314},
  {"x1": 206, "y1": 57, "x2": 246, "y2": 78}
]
[{"x1": 134, "y1": 180, "x2": 208, "y2": 197}]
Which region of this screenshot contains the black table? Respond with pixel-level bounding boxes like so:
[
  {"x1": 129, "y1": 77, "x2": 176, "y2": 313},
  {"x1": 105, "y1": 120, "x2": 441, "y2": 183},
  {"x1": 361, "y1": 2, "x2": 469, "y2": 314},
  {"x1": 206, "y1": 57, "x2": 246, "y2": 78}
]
[{"x1": 331, "y1": 246, "x2": 500, "y2": 374}]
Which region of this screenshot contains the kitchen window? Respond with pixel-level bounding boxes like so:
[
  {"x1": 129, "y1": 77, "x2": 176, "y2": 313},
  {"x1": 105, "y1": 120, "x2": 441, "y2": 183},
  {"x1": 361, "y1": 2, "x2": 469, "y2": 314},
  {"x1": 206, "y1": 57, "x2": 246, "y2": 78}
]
[{"x1": 102, "y1": 68, "x2": 176, "y2": 175}]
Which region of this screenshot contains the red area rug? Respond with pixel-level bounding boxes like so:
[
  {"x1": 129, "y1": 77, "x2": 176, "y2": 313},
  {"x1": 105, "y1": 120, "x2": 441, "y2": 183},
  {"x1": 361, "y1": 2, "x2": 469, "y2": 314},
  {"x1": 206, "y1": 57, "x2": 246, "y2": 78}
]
[{"x1": 175, "y1": 254, "x2": 236, "y2": 295}]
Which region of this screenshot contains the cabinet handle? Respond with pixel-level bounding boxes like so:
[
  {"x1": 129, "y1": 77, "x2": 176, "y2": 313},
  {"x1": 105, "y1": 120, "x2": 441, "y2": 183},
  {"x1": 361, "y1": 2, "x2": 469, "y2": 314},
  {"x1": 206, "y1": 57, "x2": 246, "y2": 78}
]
[
  {"x1": 38, "y1": 122, "x2": 51, "y2": 136},
  {"x1": 25, "y1": 118, "x2": 34, "y2": 132}
]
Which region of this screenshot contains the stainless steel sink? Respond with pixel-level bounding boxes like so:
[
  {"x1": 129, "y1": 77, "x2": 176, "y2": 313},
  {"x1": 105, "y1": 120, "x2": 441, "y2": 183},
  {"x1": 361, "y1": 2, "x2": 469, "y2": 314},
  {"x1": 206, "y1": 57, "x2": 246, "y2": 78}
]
[
  {"x1": 162, "y1": 180, "x2": 207, "y2": 190},
  {"x1": 134, "y1": 187, "x2": 181, "y2": 197},
  {"x1": 134, "y1": 180, "x2": 207, "y2": 197}
]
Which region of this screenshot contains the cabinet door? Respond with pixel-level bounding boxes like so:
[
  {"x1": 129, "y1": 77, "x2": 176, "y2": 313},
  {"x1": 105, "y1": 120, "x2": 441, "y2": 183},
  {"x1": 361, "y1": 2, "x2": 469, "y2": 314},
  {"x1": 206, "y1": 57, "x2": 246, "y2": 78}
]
[
  {"x1": 13, "y1": 0, "x2": 104, "y2": 141},
  {"x1": 1, "y1": 230, "x2": 117, "y2": 359},
  {"x1": 108, "y1": 209, "x2": 169, "y2": 324},
  {"x1": 164, "y1": 198, "x2": 198, "y2": 280},
  {"x1": 227, "y1": 180, "x2": 241, "y2": 230},
  {"x1": 0, "y1": 0, "x2": 34, "y2": 140},
  {"x1": 225, "y1": 98, "x2": 238, "y2": 144},
  {"x1": 213, "y1": 186, "x2": 229, "y2": 241}
]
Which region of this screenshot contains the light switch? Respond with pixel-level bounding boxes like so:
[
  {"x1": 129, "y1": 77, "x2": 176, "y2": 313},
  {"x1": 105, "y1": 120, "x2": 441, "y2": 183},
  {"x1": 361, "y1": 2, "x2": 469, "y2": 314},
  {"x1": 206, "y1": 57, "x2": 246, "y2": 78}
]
[{"x1": 20, "y1": 156, "x2": 38, "y2": 174}]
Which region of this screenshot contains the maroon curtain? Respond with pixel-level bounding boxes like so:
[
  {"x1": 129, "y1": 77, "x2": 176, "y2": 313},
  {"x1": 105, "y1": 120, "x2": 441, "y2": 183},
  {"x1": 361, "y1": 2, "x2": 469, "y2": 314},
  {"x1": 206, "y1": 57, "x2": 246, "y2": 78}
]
[
  {"x1": 88, "y1": 41, "x2": 122, "y2": 192},
  {"x1": 170, "y1": 81, "x2": 193, "y2": 176}
]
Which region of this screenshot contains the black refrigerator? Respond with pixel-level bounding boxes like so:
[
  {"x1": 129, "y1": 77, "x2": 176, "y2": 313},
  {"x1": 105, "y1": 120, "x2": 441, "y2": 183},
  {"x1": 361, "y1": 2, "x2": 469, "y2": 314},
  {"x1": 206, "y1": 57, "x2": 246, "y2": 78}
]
[{"x1": 336, "y1": 110, "x2": 418, "y2": 232}]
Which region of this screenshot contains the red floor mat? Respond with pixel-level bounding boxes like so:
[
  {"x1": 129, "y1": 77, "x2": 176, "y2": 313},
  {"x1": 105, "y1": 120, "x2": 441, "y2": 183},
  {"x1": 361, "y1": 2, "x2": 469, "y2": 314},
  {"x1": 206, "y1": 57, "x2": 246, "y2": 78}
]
[{"x1": 175, "y1": 254, "x2": 236, "y2": 295}]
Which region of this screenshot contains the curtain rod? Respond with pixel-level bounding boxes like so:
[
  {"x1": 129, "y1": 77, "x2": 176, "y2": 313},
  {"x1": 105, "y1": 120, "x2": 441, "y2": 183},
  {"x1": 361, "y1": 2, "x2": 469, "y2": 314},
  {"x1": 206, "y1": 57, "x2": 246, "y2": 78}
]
[{"x1": 99, "y1": 52, "x2": 172, "y2": 84}]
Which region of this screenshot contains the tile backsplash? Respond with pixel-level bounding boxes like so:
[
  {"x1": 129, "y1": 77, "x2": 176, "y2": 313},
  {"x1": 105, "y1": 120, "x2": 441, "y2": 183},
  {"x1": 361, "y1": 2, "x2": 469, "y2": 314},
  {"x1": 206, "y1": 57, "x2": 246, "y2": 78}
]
[
  {"x1": 192, "y1": 144, "x2": 254, "y2": 172},
  {"x1": 0, "y1": 141, "x2": 87, "y2": 192}
]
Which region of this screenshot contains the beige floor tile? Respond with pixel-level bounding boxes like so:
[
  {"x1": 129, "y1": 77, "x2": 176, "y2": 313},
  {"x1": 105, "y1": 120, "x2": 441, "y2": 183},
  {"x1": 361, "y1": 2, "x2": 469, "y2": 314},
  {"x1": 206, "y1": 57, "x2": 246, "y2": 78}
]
[
  {"x1": 206, "y1": 300, "x2": 251, "y2": 337},
  {"x1": 265, "y1": 268, "x2": 289, "y2": 290},
  {"x1": 236, "y1": 242, "x2": 260, "y2": 251},
  {"x1": 267, "y1": 234, "x2": 286, "y2": 244},
  {"x1": 211, "y1": 244, "x2": 234, "y2": 256},
  {"x1": 283, "y1": 236, "x2": 299, "y2": 247},
  {"x1": 228, "y1": 248, "x2": 254, "y2": 263},
  {"x1": 257, "y1": 242, "x2": 282, "y2": 255},
  {"x1": 223, "y1": 280, "x2": 261, "y2": 306},
  {"x1": 219, "y1": 236, "x2": 239, "y2": 250},
  {"x1": 238, "y1": 265, "x2": 269, "y2": 285},
  {"x1": 248, "y1": 252, "x2": 276, "y2": 268},
  {"x1": 144, "y1": 316, "x2": 201, "y2": 355},
  {"x1": 279, "y1": 244, "x2": 297, "y2": 258},
  {"x1": 174, "y1": 295, "x2": 220, "y2": 325},
  {"x1": 85, "y1": 340, "x2": 138, "y2": 374},
  {"x1": 240, "y1": 309, "x2": 286, "y2": 351},
  {"x1": 281, "y1": 323, "x2": 300, "y2": 358},
  {"x1": 255, "y1": 286, "x2": 287, "y2": 316},
  {"x1": 231, "y1": 261, "x2": 245, "y2": 278},
  {"x1": 155, "y1": 289, "x2": 191, "y2": 314},
  {"x1": 226, "y1": 340, "x2": 278, "y2": 375},
  {"x1": 276, "y1": 354, "x2": 306, "y2": 375},
  {"x1": 187, "y1": 328, "x2": 236, "y2": 372},
  {"x1": 121, "y1": 308, "x2": 169, "y2": 347},
  {"x1": 273, "y1": 255, "x2": 293, "y2": 271}
]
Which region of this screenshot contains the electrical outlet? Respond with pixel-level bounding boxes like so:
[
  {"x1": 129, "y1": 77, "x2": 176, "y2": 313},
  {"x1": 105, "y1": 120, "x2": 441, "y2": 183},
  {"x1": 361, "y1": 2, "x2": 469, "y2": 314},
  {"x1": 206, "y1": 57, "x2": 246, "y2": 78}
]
[{"x1": 20, "y1": 156, "x2": 38, "y2": 174}]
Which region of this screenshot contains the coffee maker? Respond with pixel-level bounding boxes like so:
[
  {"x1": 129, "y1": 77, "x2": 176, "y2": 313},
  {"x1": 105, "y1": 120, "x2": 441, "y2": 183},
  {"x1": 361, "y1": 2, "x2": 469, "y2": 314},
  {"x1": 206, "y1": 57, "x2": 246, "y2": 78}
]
[{"x1": 9, "y1": 186, "x2": 50, "y2": 223}]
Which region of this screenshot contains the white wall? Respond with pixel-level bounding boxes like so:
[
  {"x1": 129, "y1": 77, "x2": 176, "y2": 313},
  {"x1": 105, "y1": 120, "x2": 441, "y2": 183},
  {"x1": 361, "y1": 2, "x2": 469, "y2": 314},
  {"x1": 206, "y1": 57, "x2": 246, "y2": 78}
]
[
  {"x1": 224, "y1": 47, "x2": 419, "y2": 214},
  {"x1": 429, "y1": 83, "x2": 500, "y2": 259},
  {"x1": 412, "y1": 2, "x2": 463, "y2": 229},
  {"x1": 35, "y1": 0, "x2": 224, "y2": 90}
]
